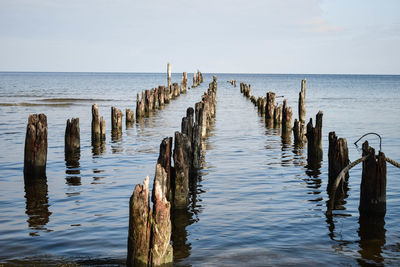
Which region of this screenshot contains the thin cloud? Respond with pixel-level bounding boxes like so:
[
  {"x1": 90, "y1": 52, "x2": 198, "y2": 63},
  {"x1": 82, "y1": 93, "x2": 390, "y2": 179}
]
[{"x1": 302, "y1": 18, "x2": 344, "y2": 33}]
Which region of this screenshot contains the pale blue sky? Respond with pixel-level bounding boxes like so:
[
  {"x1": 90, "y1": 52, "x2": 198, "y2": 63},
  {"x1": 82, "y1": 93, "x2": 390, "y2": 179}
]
[{"x1": 0, "y1": 0, "x2": 399, "y2": 74}]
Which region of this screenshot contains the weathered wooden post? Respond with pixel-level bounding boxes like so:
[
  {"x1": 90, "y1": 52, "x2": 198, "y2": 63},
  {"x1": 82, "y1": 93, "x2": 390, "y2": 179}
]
[
  {"x1": 24, "y1": 114, "x2": 48, "y2": 179},
  {"x1": 127, "y1": 177, "x2": 151, "y2": 267},
  {"x1": 182, "y1": 72, "x2": 188, "y2": 93},
  {"x1": 167, "y1": 62, "x2": 171, "y2": 88},
  {"x1": 157, "y1": 137, "x2": 173, "y2": 202},
  {"x1": 111, "y1": 106, "x2": 123, "y2": 133},
  {"x1": 92, "y1": 104, "x2": 101, "y2": 141},
  {"x1": 173, "y1": 83, "x2": 180, "y2": 98},
  {"x1": 192, "y1": 102, "x2": 203, "y2": 170},
  {"x1": 293, "y1": 119, "x2": 306, "y2": 147},
  {"x1": 136, "y1": 93, "x2": 145, "y2": 119},
  {"x1": 299, "y1": 79, "x2": 306, "y2": 124},
  {"x1": 173, "y1": 131, "x2": 191, "y2": 208},
  {"x1": 281, "y1": 99, "x2": 293, "y2": 135},
  {"x1": 306, "y1": 111, "x2": 323, "y2": 167},
  {"x1": 327, "y1": 132, "x2": 349, "y2": 210},
  {"x1": 273, "y1": 104, "x2": 282, "y2": 127},
  {"x1": 65, "y1": 118, "x2": 80, "y2": 154},
  {"x1": 164, "y1": 87, "x2": 171, "y2": 104},
  {"x1": 359, "y1": 141, "x2": 386, "y2": 217},
  {"x1": 158, "y1": 86, "x2": 165, "y2": 107},
  {"x1": 126, "y1": 109, "x2": 135, "y2": 126},
  {"x1": 150, "y1": 164, "x2": 173, "y2": 266},
  {"x1": 153, "y1": 88, "x2": 159, "y2": 110}
]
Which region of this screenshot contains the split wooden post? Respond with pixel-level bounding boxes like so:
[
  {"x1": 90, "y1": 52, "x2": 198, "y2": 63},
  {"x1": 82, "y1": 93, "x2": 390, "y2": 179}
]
[
  {"x1": 126, "y1": 109, "x2": 135, "y2": 125},
  {"x1": 167, "y1": 62, "x2": 171, "y2": 88},
  {"x1": 65, "y1": 118, "x2": 80, "y2": 154},
  {"x1": 24, "y1": 114, "x2": 48, "y2": 179},
  {"x1": 127, "y1": 177, "x2": 151, "y2": 267},
  {"x1": 111, "y1": 106, "x2": 123, "y2": 133},
  {"x1": 173, "y1": 131, "x2": 191, "y2": 209},
  {"x1": 359, "y1": 141, "x2": 386, "y2": 217},
  {"x1": 273, "y1": 104, "x2": 282, "y2": 127},
  {"x1": 157, "y1": 137, "x2": 173, "y2": 202},
  {"x1": 327, "y1": 132, "x2": 349, "y2": 209},
  {"x1": 306, "y1": 111, "x2": 323, "y2": 167},
  {"x1": 136, "y1": 93, "x2": 145, "y2": 119},
  {"x1": 92, "y1": 104, "x2": 104, "y2": 141},
  {"x1": 294, "y1": 79, "x2": 307, "y2": 146},
  {"x1": 150, "y1": 164, "x2": 173, "y2": 266}
]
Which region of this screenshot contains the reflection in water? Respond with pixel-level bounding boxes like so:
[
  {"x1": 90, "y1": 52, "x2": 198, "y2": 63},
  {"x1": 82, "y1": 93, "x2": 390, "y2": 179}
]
[
  {"x1": 357, "y1": 215, "x2": 386, "y2": 266},
  {"x1": 111, "y1": 130, "x2": 123, "y2": 154},
  {"x1": 65, "y1": 150, "x2": 81, "y2": 186},
  {"x1": 24, "y1": 178, "x2": 52, "y2": 234},
  {"x1": 92, "y1": 139, "x2": 106, "y2": 156}
]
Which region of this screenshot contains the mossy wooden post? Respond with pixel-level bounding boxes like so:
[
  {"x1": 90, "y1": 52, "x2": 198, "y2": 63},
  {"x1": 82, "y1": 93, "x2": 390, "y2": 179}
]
[
  {"x1": 327, "y1": 132, "x2": 349, "y2": 208},
  {"x1": 273, "y1": 104, "x2": 282, "y2": 127},
  {"x1": 65, "y1": 118, "x2": 80, "y2": 154},
  {"x1": 173, "y1": 131, "x2": 191, "y2": 209},
  {"x1": 150, "y1": 164, "x2": 173, "y2": 266},
  {"x1": 167, "y1": 62, "x2": 171, "y2": 88},
  {"x1": 127, "y1": 177, "x2": 151, "y2": 267},
  {"x1": 281, "y1": 99, "x2": 293, "y2": 135},
  {"x1": 306, "y1": 111, "x2": 323, "y2": 167},
  {"x1": 359, "y1": 141, "x2": 386, "y2": 217},
  {"x1": 111, "y1": 106, "x2": 123, "y2": 133},
  {"x1": 157, "y1": 137, "x2": 173, "y2": 202},
  {"x1": 24, "y1": 114, "x2": 48, "y2": 179}
]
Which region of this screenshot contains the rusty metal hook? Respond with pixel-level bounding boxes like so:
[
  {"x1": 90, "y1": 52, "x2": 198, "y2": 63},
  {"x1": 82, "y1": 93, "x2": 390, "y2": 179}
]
[{"x1": 354, "y1": 132, "x2": 382, "y2": 152}]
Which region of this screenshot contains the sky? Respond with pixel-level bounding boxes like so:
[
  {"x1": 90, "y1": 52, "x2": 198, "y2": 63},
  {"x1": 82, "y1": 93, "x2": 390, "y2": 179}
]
[{"x1": 0, "y1": 0, "x2": 399, "y2": 74}]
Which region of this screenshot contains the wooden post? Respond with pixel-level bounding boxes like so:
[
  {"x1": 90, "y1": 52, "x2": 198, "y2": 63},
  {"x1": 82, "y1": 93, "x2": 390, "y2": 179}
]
[
  {"x1": 273, "y1": 104, "x2": 282, "y2": 127},
  {"x1": 293, "y1": 119, "x2": 306, "y2": 147},
  {"x1": 173, "y1": 83, "x2": 180, "y2": 98},
  {"x1": 24, "y1": 114, "x2": 48, "y2": 179},
  {"x1": 157, "y1": 137, "x2": 173, "y2": 202},
  {"x1": 153, "y1": 88, "x2": 159, "y2": 110},
  {"x1": 127, "y1": 177, "x2": 151, "y2": 267},
  {"x1": 306, "y1": 111, "x2": 323, "y2": 167},
  {"x1": 359, "y1": 141, "x2": 386, "y2": 217},
  {"x1": 182, "y1": 72, "x2": 188, "y2": 93},
  {"x1": 65, "y1": 118, "x2": 80, "y2": 154},
  {"x1": 126, "y1": 109, "x2": 135, "y2": 125},
  {"x1": 164, "y1": 87, "x2": 171, "y2": 104},
  {"x1": 193, "y1": 102, "x2": 203, "y2": 170},
  {"x1": 299, "y1": 79, "x2": 306, "y2": 124},
  {"x1": 150, "y1": 164, "x2": 173, "y2": 266},
  {"x1": 281, "y1": 99, "x2": 293, "y2": 134},
  {"x1": 167, "y1": 62, "x2": 171, "y2": 88},
  {"x1": 92, "y1": 104, "x2": 101, "y2": 141},
  {"x1": 158, "y1": 86, "x2": 165, "y2": 107},
  {"x1": 100, "y1": 116, "x2": 106, "y2": 140},
  {"x1": 111, "y1": 106, "x2": 123, "y2": 132},
  {"x1": 266, "y1": 92, "x2": 276, "y2": 121},
  {"x1": 136, "y1": 93, "x2": 145, "y2": 119},
  {"x1": 173, "y1": 131, "x2": 191, "y2": 209}
]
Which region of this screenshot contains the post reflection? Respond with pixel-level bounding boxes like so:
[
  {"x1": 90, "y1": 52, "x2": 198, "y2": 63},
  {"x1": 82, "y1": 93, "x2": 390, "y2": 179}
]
[
  {"x1": 65, "y1": 150, "x2": 81, "y2": 186},
  {"x1": 24, "y1": 178, "x2": 52, "y2": 234},
  {"x1": 111, "y1": 130, "x2": 123, "y2": 154},
  {"x1": 357, "y1": 215, "x2": 386, "y2": 266},
  {"x1": 92, "y1": 139, "x2": 106, "y2": 156}
]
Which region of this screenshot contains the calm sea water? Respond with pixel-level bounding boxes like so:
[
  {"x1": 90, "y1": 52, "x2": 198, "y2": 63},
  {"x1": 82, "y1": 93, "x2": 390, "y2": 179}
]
[{"x1": 0, "y1": 72, "x2": 399, "y2": 266}]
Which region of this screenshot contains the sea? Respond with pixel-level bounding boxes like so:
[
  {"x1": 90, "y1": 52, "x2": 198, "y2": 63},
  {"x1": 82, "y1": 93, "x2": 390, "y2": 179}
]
[{"x1": 0, "y1": 72, "x2": 399, "y2": 266}]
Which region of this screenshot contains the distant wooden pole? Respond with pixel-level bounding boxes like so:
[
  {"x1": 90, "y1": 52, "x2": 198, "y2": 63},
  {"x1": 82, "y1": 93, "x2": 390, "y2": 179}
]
[
  {"x1": 299, "y1": 79, "x2": 306, "y2": 124},
  {"x1": 167, "y1": 62, "x2": 171, "y2": 88},
  {"x1": 65, "y1": 118, "x2": 80, "y2": 154},
  {"x1": 173, "y1": 83, "x2": 180, "y2": 98},
  {"x1": 24, "y1": 114, "x2": 48, "y2": 179},
  {"x1": 182, "y1": 72, "x2": 188, "y2": 93},
  {"x1": 306, "y1": 111, "x2": 323, "y2": 167},
  {"x1": 359, "y1": 141, "x2": 386, "y2": 217}
]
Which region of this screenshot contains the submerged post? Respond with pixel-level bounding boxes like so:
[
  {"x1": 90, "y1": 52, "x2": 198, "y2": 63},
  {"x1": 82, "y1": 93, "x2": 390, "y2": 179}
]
[
  {"x1": 65, "y1": 118, "x2": 80, "y2": 154},
  {"x1": 359, "y1": 141, "x2": 386, "y2": 217},
  {"x1": 24, "y1": 114, "x2": 48, "y2": 179}
]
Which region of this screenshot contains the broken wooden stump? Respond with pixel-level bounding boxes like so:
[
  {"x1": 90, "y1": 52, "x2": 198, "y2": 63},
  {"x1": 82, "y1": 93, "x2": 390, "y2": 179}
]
[
  {"x1": 327, "y1": 132, "x2": 350, "y2": 210},
  {"x1": 92, "y1": 104, "x2": 106, "y2": 141},
  {"x1": 193, "y1": 102, "x2": 203, "y2": 170},
  {"x1": 306, "y1": 111, "x2": 323, "y2": 168},
  {"x1": 173, "y1": 131, "x2": 191, "y2": 209},
  {"x1": 24, "y1": 113, "x2": 48, "y2": 179},
  {"x1": 273, "y1": 104, "x2": 282, "y2": 127},
  {"x1": 164, "y1": 86, "x2": 171, "y2": 104},
  {"x1": 144, "y1": 89, "x2": 154, "y2": 112},
  {"x1": 281, "y1": 99, "x2": 293, "y2": 136},
  {"x1": 158, "y1": 86, "x2": 165, "y2": 106},
  {"x1": 136, "y1": 93, "x2": 145, "y2": 119},
  {"x1": 293, "y1": 119, "x2": 306, "y2": 147},
  {"x1": 111, "y1": 106, "x2": 123, "y2": 133},
  {"x1": 359, "y1": 141, "x2": 386, "y2": 217},
  {"x1": 126, "y1": 109, "x2": 135, "y2": 126},
  {"x1": 127, "y1": 177, "x2": 151, "y2": 267},
  {"x1": 181, "y1": 72, "x2": 188, "y2": 93},
  {"x1": 65, "y1": 118, "x2": 80, "y2": 155}
]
